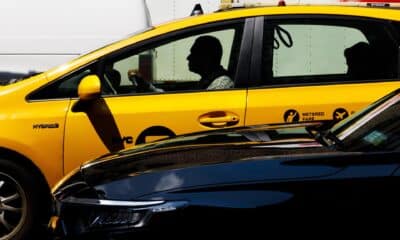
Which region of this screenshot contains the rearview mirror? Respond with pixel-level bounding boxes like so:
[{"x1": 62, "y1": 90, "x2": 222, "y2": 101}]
[{"x1": 78, "y1": 75, "x2": 101, "y2": 101}]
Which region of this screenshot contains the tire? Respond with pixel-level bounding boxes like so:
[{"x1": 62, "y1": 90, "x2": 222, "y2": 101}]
[{"x1": 0, "y1": 159, "x2": 50, "y2": 240}]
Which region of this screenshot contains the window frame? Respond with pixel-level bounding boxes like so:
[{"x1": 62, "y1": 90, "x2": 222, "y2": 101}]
[{"x1": 27, "y1": 17, "x2": 254, "y2": 101}]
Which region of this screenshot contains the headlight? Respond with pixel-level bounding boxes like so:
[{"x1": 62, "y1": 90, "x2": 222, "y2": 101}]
[
  {"x1": 53, "y1": 196, "x2": 187, "y2": 237},
  {"x1": 89, "y1": 208, "x2": 143, "y2": 228}
]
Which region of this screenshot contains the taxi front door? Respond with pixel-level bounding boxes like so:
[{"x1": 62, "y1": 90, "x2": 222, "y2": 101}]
[{"x1": 62, "y1": 17, "x2": 253, "y2": 174}]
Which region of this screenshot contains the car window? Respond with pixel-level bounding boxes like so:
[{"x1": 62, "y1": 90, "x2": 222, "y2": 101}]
[
  {"x1": 102, "y1": 23, "x2": 243, "y2": 95},
  {"x1": 28, "y1": 67, "x2": 96, "y2": 100},
  {"x1": 273, "y1": 25, "x2": 366, "y2": 77},
  {"x1": 260, "y1": 18, "x2": 398, "y2": 86},
  {"x1": 28, "y1": 21, "x2": 244, "y2": 100}
]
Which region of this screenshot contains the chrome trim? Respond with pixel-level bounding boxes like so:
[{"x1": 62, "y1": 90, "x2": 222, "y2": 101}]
[
  {"x1": 150, "y1": 201, "x2": 188, "y2": 213},
  {"x1": 62, "y1": 197, "x2": 164, "y2": 207},
  {"x1": 252, "y1": 142, "x2": 322, "y2": 148}
]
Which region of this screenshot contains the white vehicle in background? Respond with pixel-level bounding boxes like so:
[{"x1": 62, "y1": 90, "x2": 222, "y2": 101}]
[
  {"x1": 0, "y1": 0, "x2": 220, "y2": 83},
  {"x1": 0, "y1": 0, "x2": 151, "y2": 83}
]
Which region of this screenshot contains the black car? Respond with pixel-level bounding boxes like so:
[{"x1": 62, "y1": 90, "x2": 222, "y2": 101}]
[{"x1": 50, "y1": 89, "x2": 400, "y2": 238}]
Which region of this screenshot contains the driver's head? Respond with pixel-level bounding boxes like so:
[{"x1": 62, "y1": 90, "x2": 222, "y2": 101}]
[{"x1": 187, "y1": 35, "x2": 223, "y2": 75}]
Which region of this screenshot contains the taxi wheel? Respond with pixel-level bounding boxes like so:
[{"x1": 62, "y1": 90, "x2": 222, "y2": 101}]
[{"x1": 0, "y1": 159, "x2": 49, "y2": 240}]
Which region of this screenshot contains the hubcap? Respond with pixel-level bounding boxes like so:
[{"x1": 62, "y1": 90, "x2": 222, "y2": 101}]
[{"x1": 0, "y1": 173, "x2": 26, "y2": 240}]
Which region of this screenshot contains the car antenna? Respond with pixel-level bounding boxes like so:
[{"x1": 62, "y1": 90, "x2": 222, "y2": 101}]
[{"x1": 191, "y1": 3, "x2": 204, "y2": 16}]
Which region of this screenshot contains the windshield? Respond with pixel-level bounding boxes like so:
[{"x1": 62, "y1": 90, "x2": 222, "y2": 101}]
[{"x1": 329, "y1": 90, "x2": 400, "y2": 151}]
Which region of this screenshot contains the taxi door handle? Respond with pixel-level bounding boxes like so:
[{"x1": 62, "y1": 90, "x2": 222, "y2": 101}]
[{"x1": 199, "y1": 111, "x2": 240, "y2": 128}]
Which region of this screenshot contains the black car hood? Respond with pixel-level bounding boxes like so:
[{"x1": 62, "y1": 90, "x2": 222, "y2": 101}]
[
  {"x1": 84, "y1": 122, "x2": 324, "y2": 166},
  {"x1": 81, "y1": 122, "x2": 322, "y2": 175},
  {"x1": 83, "y1": 144, "x2": 346, "y2": 201},
  {"x1": 78, "y1": 123, "x2": 347, "y2": 200}
]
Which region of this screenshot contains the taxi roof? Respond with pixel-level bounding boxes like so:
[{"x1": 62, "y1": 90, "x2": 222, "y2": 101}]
[{"x1": 218, "y1": 0, "x2": 400, "y2": 10}]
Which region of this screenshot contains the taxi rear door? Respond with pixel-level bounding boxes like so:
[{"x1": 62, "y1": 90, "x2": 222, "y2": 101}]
[{"x1": 245, "y1": 15, "x2": 400, "y2": 126}]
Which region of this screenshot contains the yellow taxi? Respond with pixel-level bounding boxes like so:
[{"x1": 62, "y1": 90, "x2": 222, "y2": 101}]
[{"x1": 2, "y1": 0, "x2": 400, "y2": 238}]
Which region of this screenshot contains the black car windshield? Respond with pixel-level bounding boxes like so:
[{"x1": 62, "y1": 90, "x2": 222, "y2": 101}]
[{"x1": 329, "y1": 90, "x2": 400, "y2": 151}]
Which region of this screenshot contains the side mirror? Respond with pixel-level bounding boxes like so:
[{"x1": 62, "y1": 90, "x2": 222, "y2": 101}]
[{"x1": 78, "y1": 75, "x2": 101, "y2": 101}]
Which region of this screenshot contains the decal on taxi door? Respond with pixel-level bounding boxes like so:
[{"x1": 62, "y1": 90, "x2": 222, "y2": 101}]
[
  {"x1": 284, "y1": 109, "x2": 300, "y2": 123},
  {"x1": 333, "y1": 108, "x2": 349, "y2": 121}
]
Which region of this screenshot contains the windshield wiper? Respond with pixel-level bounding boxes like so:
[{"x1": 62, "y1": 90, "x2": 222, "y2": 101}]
[
  {"x1": 306, "y1": 125, "x2": 343, "y2": 149},
  {"x1": 322, "y1": 130, "x2": 344, "y2": 149},
  {"x1": 305, "y1": 125, "x2": 327, "y2": 146}
]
